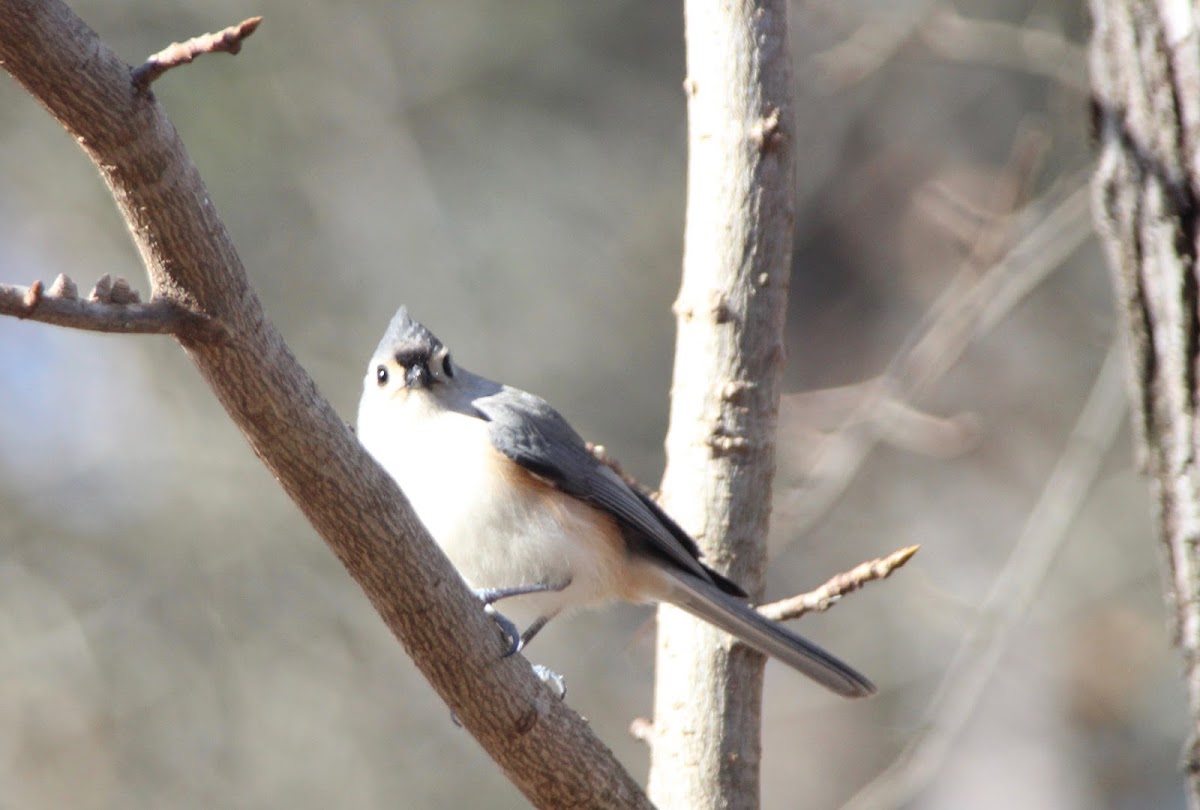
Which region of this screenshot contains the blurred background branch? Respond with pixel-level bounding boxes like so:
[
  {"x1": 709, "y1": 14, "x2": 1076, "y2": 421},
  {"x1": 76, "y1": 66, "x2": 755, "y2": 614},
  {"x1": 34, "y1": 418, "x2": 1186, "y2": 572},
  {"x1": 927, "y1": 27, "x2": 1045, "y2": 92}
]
[
  {"x1": 843, "y1": 341, "x2": 1128, "y2": 809},
  {"x1": 779, "y1": 169, "x2": 1094, "y2": 543}
]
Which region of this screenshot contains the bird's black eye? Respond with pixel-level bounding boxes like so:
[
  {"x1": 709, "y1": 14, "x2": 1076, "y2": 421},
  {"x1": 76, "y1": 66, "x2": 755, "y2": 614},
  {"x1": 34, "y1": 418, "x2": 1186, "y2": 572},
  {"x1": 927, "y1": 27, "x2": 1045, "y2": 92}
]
[
  {"x1": 443, "y1": 353, "x2": 454, "y2": 378},
  {"x1": 376, "y1": 365, "x2": 389, "y2": 386}
]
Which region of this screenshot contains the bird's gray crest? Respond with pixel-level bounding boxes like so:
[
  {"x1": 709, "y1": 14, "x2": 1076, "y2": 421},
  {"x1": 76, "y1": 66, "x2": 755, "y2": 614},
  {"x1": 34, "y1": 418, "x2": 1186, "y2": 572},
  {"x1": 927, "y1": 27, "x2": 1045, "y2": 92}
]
[{"x1": 373, "y1": 306, "x2": 444, "y2": 360}]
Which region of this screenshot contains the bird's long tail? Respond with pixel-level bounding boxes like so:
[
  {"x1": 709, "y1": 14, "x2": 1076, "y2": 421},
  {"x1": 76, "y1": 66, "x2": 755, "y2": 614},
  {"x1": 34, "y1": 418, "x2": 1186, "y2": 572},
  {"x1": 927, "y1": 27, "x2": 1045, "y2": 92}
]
[{"x1": 662, "y1": 571, "x2": 876, "y2": 698}]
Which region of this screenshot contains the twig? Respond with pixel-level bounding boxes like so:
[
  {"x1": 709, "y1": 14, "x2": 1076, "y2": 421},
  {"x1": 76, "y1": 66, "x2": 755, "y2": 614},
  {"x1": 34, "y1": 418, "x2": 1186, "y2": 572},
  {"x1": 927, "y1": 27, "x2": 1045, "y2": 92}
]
[
  {"x1": 841, "y1": 341, "x2": 1128, "y2": 810},
  {"x1": 0, "y1": 275, "x2": 218, "y2": 338},
  {"x1": 759, "y1": 546, "x2": 919, "y2": 622},
  {"x1": 131, "y1": 17, "x2": 263, "y2": 89},
  {"x1": 628, "y1": 717, "x2": 654, "y2": 744}
]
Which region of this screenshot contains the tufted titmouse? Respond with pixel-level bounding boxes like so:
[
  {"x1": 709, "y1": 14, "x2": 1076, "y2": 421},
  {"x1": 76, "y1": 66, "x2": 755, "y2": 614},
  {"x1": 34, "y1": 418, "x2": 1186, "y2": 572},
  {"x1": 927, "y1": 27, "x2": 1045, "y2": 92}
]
[{"x1": 357, "y1": 307, "x2": 875, "y2": 698}]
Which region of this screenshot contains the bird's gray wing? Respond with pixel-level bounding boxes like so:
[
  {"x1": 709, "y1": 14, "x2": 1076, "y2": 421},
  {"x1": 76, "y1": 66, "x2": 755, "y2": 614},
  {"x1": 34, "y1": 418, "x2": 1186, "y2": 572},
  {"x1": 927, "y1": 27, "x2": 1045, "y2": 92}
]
[
  {"x1": 474, "y1": 386, "x2": 876, "y2": 698},
  {"x1": 473, "y1": 386, "x2": 741, "y2": 593}
]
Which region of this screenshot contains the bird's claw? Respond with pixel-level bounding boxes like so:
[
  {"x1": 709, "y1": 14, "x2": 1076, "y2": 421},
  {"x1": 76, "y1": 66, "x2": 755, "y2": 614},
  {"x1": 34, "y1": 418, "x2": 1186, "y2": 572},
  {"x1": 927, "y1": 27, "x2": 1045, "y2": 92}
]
[
  {"x1": 531, "y1": 664, "x2": 567, "y2": 700},
  {"x1": 483, "y1": 603, "x2": 522, "y2": 658},
  {"x1": 474, "y1": 580, "x2": 571, "y2": 658}
]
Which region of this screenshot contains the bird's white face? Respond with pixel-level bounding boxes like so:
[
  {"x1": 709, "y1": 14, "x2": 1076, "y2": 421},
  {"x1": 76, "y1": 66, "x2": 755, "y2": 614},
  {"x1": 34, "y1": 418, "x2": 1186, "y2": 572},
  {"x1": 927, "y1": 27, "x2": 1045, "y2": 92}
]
[
  {"x1": 357, "y1": 340, "x2": 457, "y2": 457},
  {"x1": 365, "y1": 342, "x2": 456, "y2": 402}
]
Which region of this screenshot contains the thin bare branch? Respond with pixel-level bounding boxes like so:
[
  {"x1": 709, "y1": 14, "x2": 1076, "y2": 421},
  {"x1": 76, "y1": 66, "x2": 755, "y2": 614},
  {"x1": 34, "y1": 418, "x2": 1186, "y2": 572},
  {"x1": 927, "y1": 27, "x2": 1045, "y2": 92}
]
[
  {"x1": 800, "y1": 0, "x2": 942, "y2": 93},
  {"x1": 131, "y1": 16, "x2": 262, "y2": 89},
  {"x1": 921, "y1": 8, "x2": 1087, "y2": 93},
  {"x1": 842, "y1": 341, "x2": 1128, "y2": 810},
  {"x1": 759, "y1": 546, "x2": 920, "y2": 622},
  {"x1": 0, "y1": 276, "x2": 218, "y2": 338},
  {"x1": 805, "y1": 5, "x2": 1086, "y2": 94},
  {"x1": 874, "y1": 400, "x2": 981, "y2": 459},
  {"x1": 805, "y1": 18, "x2": 920, "y2": 93},
  {"x1": 788, "y1": 382, "x2": 980, "y2": 459}
]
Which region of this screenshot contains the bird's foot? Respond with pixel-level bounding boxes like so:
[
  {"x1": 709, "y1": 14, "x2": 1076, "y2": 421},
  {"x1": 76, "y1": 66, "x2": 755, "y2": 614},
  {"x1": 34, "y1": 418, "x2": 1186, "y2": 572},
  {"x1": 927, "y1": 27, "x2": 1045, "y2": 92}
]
[
  {"x1": 481, "y1": 603, "x2": 523, "y2": 657},
  {"x1": 474, "y1": 578, "x2": 572, "y2": 658},
  {"x1": 531, "y1": 664, "x2": 567, "y2": 700}
]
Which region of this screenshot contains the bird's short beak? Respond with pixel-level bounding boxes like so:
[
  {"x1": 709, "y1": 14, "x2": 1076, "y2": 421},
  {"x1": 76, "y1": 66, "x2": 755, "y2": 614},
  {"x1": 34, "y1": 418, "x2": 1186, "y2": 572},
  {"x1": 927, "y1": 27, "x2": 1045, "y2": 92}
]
[{"x1": 405, "y1": 362, "x2": 430, "y2": 388}]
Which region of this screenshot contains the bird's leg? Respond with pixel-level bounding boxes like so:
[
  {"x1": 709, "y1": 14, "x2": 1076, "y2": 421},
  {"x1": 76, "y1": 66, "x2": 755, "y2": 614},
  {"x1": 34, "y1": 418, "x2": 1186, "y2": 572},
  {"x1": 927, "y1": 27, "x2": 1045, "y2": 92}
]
[
  {"x1": 519, "y1": 615, "x2": 551, "y2": 649},
  {"x1": 473, "y1": 578, "x2": 572, "y2": 605},
  {"x1": 473, "y1": 577, "x2": 572, "y2": 657}
]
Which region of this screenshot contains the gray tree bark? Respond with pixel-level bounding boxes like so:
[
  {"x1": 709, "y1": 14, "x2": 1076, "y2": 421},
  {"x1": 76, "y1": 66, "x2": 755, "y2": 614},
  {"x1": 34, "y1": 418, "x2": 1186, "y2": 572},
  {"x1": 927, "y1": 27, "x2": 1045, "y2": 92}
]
[
  {"x1": 1091, "y1": 0, "x2": 1200, "y2": 806},
  {"x1": 648, "y1": 1, "x2": 794, "y2": 807}
]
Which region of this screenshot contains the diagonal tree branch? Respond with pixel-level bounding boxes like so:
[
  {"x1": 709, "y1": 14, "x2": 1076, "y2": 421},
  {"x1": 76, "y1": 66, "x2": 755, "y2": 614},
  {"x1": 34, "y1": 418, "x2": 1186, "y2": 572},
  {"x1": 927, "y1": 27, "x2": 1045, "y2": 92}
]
[{"x1": 0, "y1": 5, "x2": 648, "y2": 808}]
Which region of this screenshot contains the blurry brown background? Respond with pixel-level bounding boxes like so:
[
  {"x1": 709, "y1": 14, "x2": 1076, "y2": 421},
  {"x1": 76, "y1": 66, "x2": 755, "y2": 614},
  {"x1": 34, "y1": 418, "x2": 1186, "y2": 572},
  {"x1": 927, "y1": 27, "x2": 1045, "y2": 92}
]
[{"x1": 0, "y1": 2, "x2": 1180, "y2": 808}]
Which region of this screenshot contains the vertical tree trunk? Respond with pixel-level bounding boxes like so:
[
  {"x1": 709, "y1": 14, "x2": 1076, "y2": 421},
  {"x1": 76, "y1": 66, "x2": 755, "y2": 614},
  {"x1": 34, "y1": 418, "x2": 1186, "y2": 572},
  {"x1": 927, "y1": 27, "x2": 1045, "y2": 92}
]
[
  {"x1": 1091, "y1": 1, "x2": 1200, "y2": 805},
  {"x1": 648, "y1": 1, "x2": 794, "y2": 807}
]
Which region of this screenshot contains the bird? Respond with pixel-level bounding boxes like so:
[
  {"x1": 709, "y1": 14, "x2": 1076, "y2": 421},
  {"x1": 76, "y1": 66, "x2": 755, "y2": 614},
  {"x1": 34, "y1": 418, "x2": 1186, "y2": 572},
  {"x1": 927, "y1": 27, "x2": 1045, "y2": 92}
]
[{"x1": 356, "y1": 307, "x2": 875, "y2": 698}]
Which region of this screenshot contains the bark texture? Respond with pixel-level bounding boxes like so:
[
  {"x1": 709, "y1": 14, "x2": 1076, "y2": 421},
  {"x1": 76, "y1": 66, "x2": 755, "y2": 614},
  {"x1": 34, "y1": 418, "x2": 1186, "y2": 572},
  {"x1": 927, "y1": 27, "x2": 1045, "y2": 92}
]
[
  {"x1": 0, "y1": 3, "x2": 651, "y2": 807},
  {"x1": 1091, "y1": 0, "x2": 1200, "y2": 804},
  {"x1": 648, "y1": 1, "x2": 794, "y2": 807}
]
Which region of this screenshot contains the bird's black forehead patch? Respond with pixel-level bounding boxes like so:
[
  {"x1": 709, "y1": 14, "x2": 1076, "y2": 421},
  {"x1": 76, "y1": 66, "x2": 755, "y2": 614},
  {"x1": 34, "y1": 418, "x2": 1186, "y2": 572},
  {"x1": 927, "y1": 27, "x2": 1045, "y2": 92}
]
[
  {"x1": 373, "y1": 306, "x2": 445, "y2": 362},
  {"x1": 393, "y1": 346, "x2": 430, "y2": 368}
]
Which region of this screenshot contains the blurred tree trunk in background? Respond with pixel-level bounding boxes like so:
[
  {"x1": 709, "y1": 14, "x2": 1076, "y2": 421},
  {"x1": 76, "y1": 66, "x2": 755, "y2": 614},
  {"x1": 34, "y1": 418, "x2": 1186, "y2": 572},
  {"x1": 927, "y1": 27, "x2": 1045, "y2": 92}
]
[
  {"x1": 649, "y1": 0, "x2": 793, "y2": 807},
  {"x1": 1091, "y1": 1, "x2": 1200, "y2": 806}
]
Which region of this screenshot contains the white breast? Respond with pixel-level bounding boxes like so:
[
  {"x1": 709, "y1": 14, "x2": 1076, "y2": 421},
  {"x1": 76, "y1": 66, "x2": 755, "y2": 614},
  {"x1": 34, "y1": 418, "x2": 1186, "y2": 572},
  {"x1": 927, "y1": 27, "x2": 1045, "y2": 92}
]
[{"x1": 356, "y1": 389, "x2": 631, "y2": 624}]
